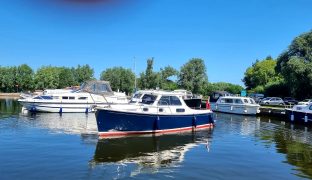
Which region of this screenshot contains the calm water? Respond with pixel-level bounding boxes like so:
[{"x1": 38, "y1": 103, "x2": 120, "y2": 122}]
[{"x1": 1, "y1": 99, "x2": 312, "y2": 179}]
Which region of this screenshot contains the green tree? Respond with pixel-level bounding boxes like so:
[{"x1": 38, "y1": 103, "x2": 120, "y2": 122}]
[
  {"x1": 138, "y1": 58, "x2": 159, "y2": 89},
  {"x1": 0, "y1": 66, "x2": 17, "y2": 92},
  {"x1": 178, "y1": 58, "x2": 208, "y2": 94},
  {"x1": 16, "y1": 64, "x2": 34, "y2": 92},
  {"x1": 243, "y1": 56, "x2": 281, "y2": 90},
  {"x1": 34, "y1": 66, "x2": 60, "y2": 89},
  {"x1": 100, "y1": 67, "x2": 135, "y2": 94},
  {"x1": 276, "y1": 30, "x2": 312, "y2": 99},
  {"x1": 204, "y1": 82, "x2": 244, "y2": 96},
  {"x1": 159, "y1": 66, "x2": 178, "y2": 90},
  {"x1": 74, "y1": 64, "x2": 94, "y2": 84},
  {"x1": 58, "y1": 67, "x2": 76, "y2": 88}
]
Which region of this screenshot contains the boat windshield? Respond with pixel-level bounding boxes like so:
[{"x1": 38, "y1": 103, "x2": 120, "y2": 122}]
[
  {"x1": 141, "y1": 94, "x2": 157, "y2": 105},
  {"x1": 133, "y1": 93, "x2": 142, "y2": 99},
  {"x1": 249, "y1": 98, "x2": 256, "y2": 104},
  {"x1": 303, "y1": 99, "x2": 312, "y2": 102},
  {"x1": 34, "y1": 96, "x2": 53, "y2": 100}
]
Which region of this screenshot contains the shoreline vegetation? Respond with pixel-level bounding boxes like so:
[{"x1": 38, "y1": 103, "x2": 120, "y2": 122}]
[{"x1": 0, "y1": 58, "x2": 244, "y2": 98}]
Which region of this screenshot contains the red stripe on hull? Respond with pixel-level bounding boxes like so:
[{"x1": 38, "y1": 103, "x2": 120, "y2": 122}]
[{"x1": 99, "y1": 123, "x2": 214, "y2": 138}]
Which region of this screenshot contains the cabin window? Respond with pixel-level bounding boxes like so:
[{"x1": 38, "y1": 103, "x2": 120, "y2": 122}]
[
  {"x1": 234, "y1": 99, "x2": 243, "y2": 104},
  {"x1": 158, "y1": 96, "x2": 170, "y2": 105},
  {"x1": 133, "y1": 93, "x2": 142, "y2": 99},
  {"x1": 62, "y1": 96, "x2": 68, "y2": 100},
  {"x1": 78, "y1": 97, "x2": 88, "y2": 100},
  {"x1": 309, "y1": 105, "x2": 312, "y2": 110},
  {"x1": 34, "y1": 96, "x2": 53, "y2": 100},
  {"x1": 176, "y1": 108, "x2": 185, "y2": 112},
  {"x1": 159, "y1": 108, "x2": 163, "y2": 112},
  {"x1": 158, "y1": 96, "x2": 182, "y2": 106},
  {"x1": 244, "y1": 99, "x2": 249, "y2": 103},
  {"x1": 69, "y1": 97, "x2": 75, "y2": 100},
  {"x1": 143, "y1": 108, "x2": 149, "y2": 112},
  {"x1": 99, "y1": 84, "x2": 110, "y2": 93},
  {"x1": 141, "y1": 94, "x2": 157, "y2": 105},
  {"x1": 225, "y1": 99, "x2": 233, "y2": 103},
  {"x1": 53, "y1": 96, "x2": 59, "y2": 99},
  {"x1": 170, "y1": 96, "x2": 182, "y2": 105}
]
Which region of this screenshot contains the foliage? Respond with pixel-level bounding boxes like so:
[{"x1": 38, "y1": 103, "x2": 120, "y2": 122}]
[
  {"x1": 138, "y1": 58, "x2": 160, "y2": 89},
  {"x1": 16, "y1": 64, "x2": 34, "y2": 91},
  {"x1": 100, "y1": 67, "x2": 135, "y2": 94},
  {"x1": 159, "y1": 66, "x2": 178, "y2": 90},
  {"x1": 0, "y1": 66, "x2": 17, "y2": 92},
  {"x1": 204, "y1": 82, "x2": 244, "y2": 96},
  {"x1": 74, "y1": 64, "x2": 95, "y2": 84},
  {"x1": 34, "y1": 66, "x2": 61, "y2": 89},
  {"x1": 276, "y1": 30, "x2": 312, "y2": 99},
  {"x1": 58, "y1": 67, "x2": 77, "y2": 88},
  {"x1": 263, "y1": 80, "x2": 290, "y2": 97},
  {"x1": 178, "y1": 58, "x2": 208, "y2": 94},
  {"x1": 243, "y1": 56, "x2": 282, "y2": 90}
]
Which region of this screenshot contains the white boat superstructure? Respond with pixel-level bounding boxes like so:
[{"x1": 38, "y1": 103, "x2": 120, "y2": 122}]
[
  {"x1": 18, "y1": 80, "x2": 128, "y2": 113},
  {"x1": 214, "y1": 96, "x2": 260, "y2": 115},
  {"x1": 129, "y1": 89, "x2": 202, "y2": 109}
]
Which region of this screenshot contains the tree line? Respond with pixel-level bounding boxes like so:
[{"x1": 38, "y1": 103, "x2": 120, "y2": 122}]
[
  {"x1": 0, "y1": 64, "x2": 94, "y2": 92},
  {"x1": 0, "y1": 58, "x2": 243, "y2": 96},
  {"x1": 101, "y1": 58, "x2": 243, "y2": 96},
  {"x1": 243, "y1": 30, "x2": 312, "y2": 99}
]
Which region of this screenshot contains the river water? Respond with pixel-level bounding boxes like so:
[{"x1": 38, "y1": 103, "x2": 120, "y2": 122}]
[{"x1": 0, "y1": 99, "x2": 312, "y2": 179}]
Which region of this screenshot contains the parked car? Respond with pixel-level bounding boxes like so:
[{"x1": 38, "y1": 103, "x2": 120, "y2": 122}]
[
  {"x1": 298, "y1": 99, "x2": 312, "y2": 105},
  {"x1": 283, "y1": 97, "x2": 298, "y2": 105},
  {"x1": 259, "y1": 97, "x2": 285, "y2": 105}
]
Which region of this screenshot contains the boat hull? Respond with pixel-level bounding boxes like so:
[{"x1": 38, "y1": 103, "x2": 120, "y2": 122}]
[
  {"x1": 213, "y1": 104, "x2": 260, "y2": 115},
  {"x1": 95, "y1": 108, "x2": 214, "y2": 137},
  {"x1": 19, "y1": 101, "x2": 108, "y2": 113},
  {"x1": 285, "y1": 109, "x2": 312, "y2": 124}
]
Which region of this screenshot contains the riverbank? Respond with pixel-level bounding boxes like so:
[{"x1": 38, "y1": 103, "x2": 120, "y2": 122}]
[{"x1": 0, "y1": 93, "x2": 20, "y2": 99}]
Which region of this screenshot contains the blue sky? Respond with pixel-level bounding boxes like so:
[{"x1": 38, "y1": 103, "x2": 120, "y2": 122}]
[{"x1": 0, "y1": 0, "x2": 311, "y2": 86}]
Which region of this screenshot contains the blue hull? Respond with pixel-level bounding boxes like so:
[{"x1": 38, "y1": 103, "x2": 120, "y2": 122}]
[
  {"x1": 95, "y1": 109, "x2": 214, "y2": 137},
  {"x1": 285, "y1": 110, "x2": 312, "y2": 125}
]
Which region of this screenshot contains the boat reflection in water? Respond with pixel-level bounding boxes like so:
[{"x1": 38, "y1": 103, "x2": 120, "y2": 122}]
[
  {"x1": 91, "y1": 129, "x2": 213, "y2": 176},
  {"x1": 20, "y1": 110, "x2": 98, "y2": 136}
]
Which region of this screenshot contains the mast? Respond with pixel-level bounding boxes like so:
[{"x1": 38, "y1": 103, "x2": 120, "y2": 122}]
[{"x1": 134, "y1": 56, "x2": 137, "y2": 92}]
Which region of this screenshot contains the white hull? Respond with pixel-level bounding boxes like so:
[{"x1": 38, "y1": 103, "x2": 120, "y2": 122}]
[
  {"x1": 20, "y1": 101, "x2": 111, "y2": 113},
  {"x1": 213, "y1": 103, "x2": 260, "y2": 115}
]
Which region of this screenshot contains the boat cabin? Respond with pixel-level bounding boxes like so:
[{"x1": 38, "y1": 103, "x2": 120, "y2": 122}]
[{"x1": 217, "y1": 96, "x2": 257, "y2": 105}]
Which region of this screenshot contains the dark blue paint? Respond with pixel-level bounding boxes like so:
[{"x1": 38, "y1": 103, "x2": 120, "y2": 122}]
[
  {"x1": 95, "y1": 109, "x2": 213, "y2": 133},
  {"x1": 286, "y1": 110, "x2": 312, "y2": 125}
]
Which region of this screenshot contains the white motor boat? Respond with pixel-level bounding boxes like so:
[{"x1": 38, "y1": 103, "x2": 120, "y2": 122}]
[
  {"x1": 18, "y1": 80, "x2": 128, "y2": 113},
  {"x1": 214, "y1": 96, "x2": 260, "y2": 115}
]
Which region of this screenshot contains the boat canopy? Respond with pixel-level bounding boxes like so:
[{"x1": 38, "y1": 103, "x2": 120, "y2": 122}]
[{"x1": 79, "y1": 80, "x2": 114, "y2": 96}]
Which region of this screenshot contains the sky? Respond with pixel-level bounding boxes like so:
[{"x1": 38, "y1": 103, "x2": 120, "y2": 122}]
[{"x1": 0, "y1": 0, "x2": 312, "y2": 86}]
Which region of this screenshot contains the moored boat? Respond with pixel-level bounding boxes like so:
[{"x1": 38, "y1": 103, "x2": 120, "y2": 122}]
[
  {"x1": 18, "y1": 80, "x2": 128, "y2": 113},
  {"x1": 95, "y1": 90, "x2": 214, "y2": 137},
  {"x1": 213, "y1": 96, "x2": 260, "y2": 115},
  {"x1": 285, "y1": 103, "x2": 312, "y2": 124}
]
